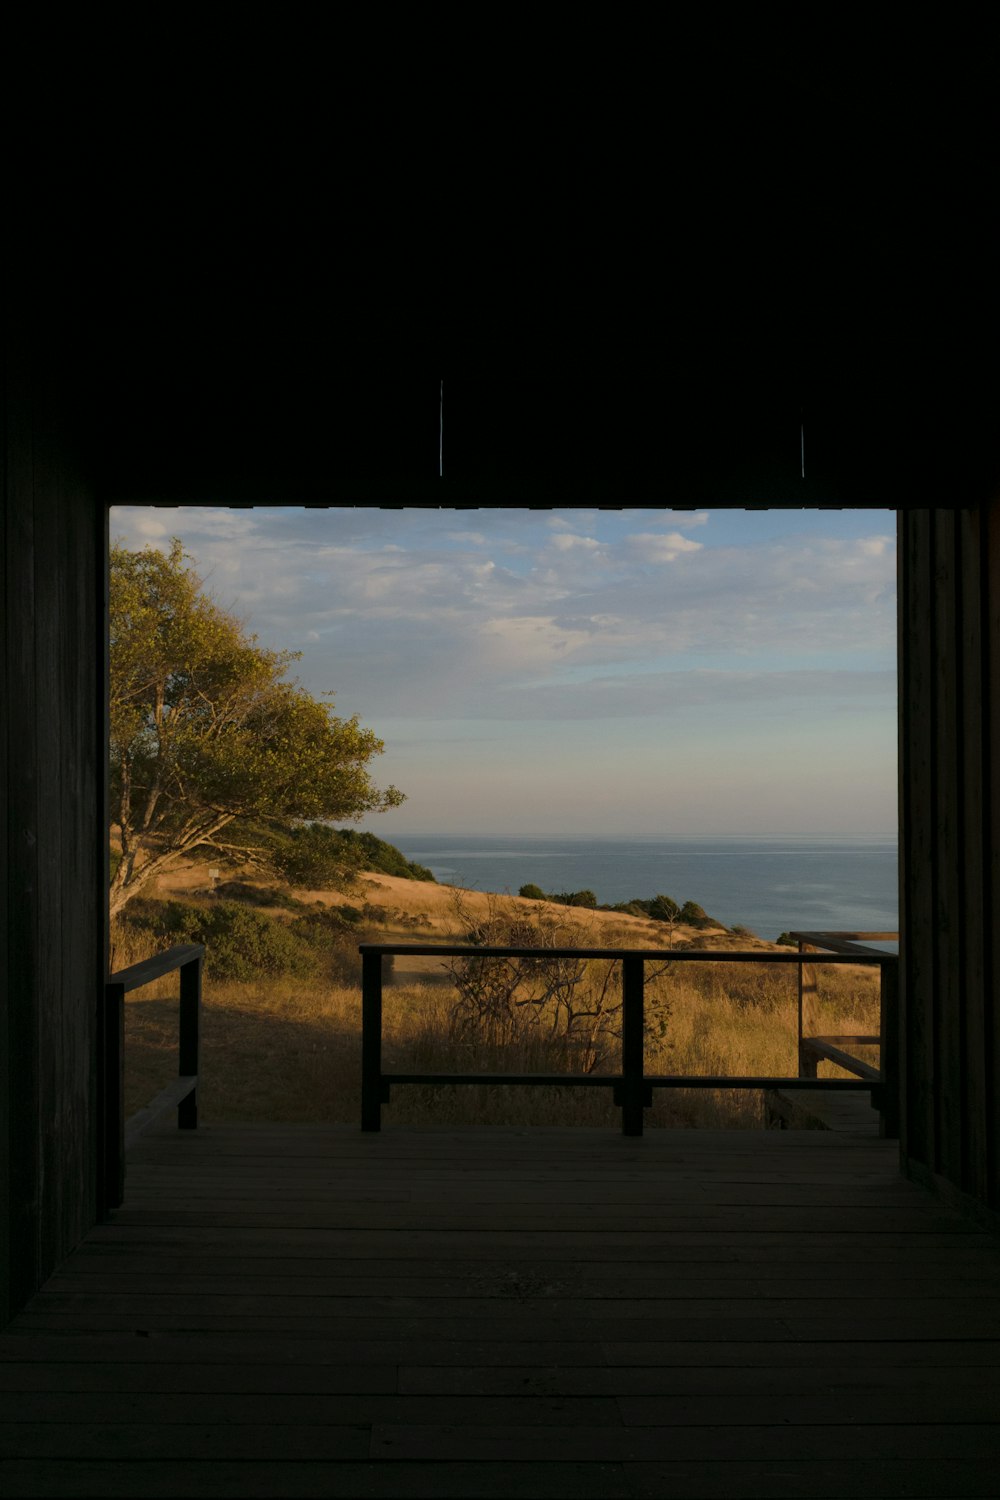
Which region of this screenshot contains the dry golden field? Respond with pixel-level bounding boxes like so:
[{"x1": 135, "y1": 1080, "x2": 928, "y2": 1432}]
[{"x1": 115, "y1": 859, "x2": 881, "y2": 1132}]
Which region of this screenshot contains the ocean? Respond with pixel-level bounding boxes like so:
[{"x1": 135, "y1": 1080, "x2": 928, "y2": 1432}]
[{"x1": 388, "y1": 834, "x2": 899, "y2": 944}]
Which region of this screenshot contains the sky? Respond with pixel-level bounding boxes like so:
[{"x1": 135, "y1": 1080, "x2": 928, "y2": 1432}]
[{"x1": 108, "y1": 506, "x2": 898, "y2": 840}]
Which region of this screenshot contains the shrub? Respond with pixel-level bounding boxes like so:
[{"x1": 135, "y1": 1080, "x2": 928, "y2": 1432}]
[
  {"x1": 332, "y1": 828, "x2": 437, "y2": 882},
  {"x1": 121, "y1": 897, "x2": 318, "y2": 982},
  {"x1": 192, "y1": 903, "x2": 318, "y2": 982},
  {"x1": 214, "y1": 881, "x2": 304, "y2": 910},
  {"x1": 518, "y1": 883, "x2": 547, "y2": 901},
  {"x1": 549, "y1": 889, "x2": 598, "y2": 909},
  {"x1": 680, "y1": 900, "x2": 719, "y2": 929}
]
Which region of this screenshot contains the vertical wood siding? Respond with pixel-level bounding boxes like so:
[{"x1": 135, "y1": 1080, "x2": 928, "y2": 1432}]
[
  {"x1": 899, "y1": 507, "x2": 999, "y2": 1215},
  {"x1": 2, "y1": 366, "x2": 106, "y2": 1323}
]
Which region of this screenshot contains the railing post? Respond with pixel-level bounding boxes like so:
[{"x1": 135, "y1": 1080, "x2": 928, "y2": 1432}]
[
  {"x1": 798, "y1": 942, "x2": 818, "y2": 1078},
  {"x1": 361, "y1": 949, "x2": 384, "y2": 1131},
  {"x1": 620, "y1": 956, "x2": 646, "y2": 1136},
  {"x1": 178, "y1": 953, "x2": 202, "y2": 1130},
  {"x1": 103, "y1": 980, "x2": 126, "y2": 1213},
  {"x1": 878, "y1": 957, "x2": 900, "y2": 1139}
]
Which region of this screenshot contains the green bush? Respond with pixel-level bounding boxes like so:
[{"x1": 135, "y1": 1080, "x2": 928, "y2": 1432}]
[
  {"x1": 193, "y1": 903, "x2": 318, "y2": 981},
  {"x1": 680, "y1": 900, "x2": 719, "y2": 929},
  {"x1": 550, "y1": 889, "x2": 598, "y2": 909},
  {"x1": 332, "y1": 828, "x2": 436, "y2": 881},
  {"x1": 518, "y1": 883, "x2": 547, "y2": 900},
  {"x1": 124, "y1": 898, "x2": 318, "y2": 982},
  {"x1": 214, "y1": 881, "x2": 304, "y2": 910}
]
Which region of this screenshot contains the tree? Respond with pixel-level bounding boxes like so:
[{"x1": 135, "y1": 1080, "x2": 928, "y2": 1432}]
[
  {"x1": 550, "y1": 889, "x2": 598, "y2": 909},
  {"x1": 109, "y1": 539, "x2": 403, "y2": 914}
]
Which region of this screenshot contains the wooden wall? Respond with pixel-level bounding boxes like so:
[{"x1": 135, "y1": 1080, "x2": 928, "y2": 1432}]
[
  {"x1": 1, "y1": 357, "x2": 107, "y2": 1324},
  {"x1": 898, "y1": 507, "x2": 1000, "y2": 1218}
]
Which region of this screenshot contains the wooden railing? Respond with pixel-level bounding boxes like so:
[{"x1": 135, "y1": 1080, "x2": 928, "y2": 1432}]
[
  {"x1": 792, "y1": 931, "x2": 899, "y2": 1136},
  {"x1": 359, "y1": 940, "x2": 899, "y2": 1138},
  {"x1": 103, "y1": 943, "x2": 204, "y2": 1214}
]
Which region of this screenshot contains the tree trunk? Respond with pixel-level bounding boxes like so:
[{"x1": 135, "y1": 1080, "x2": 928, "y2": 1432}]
[{"x1": 108, "y1": 814, "x2": 237, "y2": 918}]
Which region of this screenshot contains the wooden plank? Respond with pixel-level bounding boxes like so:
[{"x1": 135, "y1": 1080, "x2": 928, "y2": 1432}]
[
  {"x1": 22, "y1": 1290, "x2": 1000, "y2": 1326},
  {"x1": 958, "y1": 505, "x2": 988, "y2": 1202},
  {"x1": 18, "y1": 1309, "x2": 1000, "y2": 1341},
  {"x1": 791, "y1": 933, "x2": 896, "y2": 958},
  {"x1": 0, "y1": 358, "x2": 13, "y2": 1330},
  {"x1": 986, "y1": 498, "x2": 1000, "y2": 1215},
  {"x1": 0, "y1": 1391, "x2": 623, "y2": 1427},
  {"x1": 625, "y1": 1459, "x2": 1000, "y2": 1499},
  {"x1": 0, "y1": 1459, "x2": 633, "y2": 1500},
  {"x1": 124, "y1": 1077, "x2": 197, "y2": 1151},
  {"x1": 51, "y1": 1254, "x2": 1000, "y2": 1283},
  {"x1": 81, "y1": 1225, "x2": 993, "y2": 1253},
  {"x1": 617, "y1": 1389, "x2": 1000, "y2": 1425},
  {"x1": 899, "y1": 508, "x2": 937, "y2": 1168},
  {"x1": 362, "y1": 943, "x2": 881, "y2": 964},
  {"x1": 110, "y1": 945, "x2": 205, "y2": 994},
  {"x1": 3, "y1": 369, "x2": 40, "y2": 1319},
  {"x1": 0, "y1": 1331, "x2": 606, "y2": 1365},
  {"x1": 5, "y1": 1329, "x2": 1000, "y2": 1367},
  {"x1": 0, "y1": 1362, "x2": 400, "y2": 1393},
  {"x1": 932, "y1": 508, "x2": 963, "y2": 1186},
  {"x1": 798, "y1": 1041, "x2": 880, "y2": 1082},
  {"x1": 765, "y1": 1088, "x2": 880, "y2": 1135},
  {"x1": 61, "y1": 486, "x2": 103, "y2": 1260},
  {"x1": 8, "y1": 1385, "x2": 1000, "y2": 1431},
  {"x1": 398, "y1": 1361, "x2": 1000, "y2": 1397},
  {"x1": 31, "y1": 426, "x2": 65, "y2": 1295},
  {"x1": 0, "y1": 1422, "x2": 372, "y2": 1461},
  {"x1": 35, "y1": 1273, "x2": 1000, "y2": 1308},
  {"x1": 368, "y1": 1422, "x2": 1000, "y2": 1462},
  {"x1": 99, "y1": 1205, "x2": 982, "y2": 1231}
]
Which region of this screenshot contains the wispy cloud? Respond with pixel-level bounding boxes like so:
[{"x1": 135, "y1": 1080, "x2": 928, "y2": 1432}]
[{"x1": 108, "y1": 505, "x2": 898, "y2": 832}]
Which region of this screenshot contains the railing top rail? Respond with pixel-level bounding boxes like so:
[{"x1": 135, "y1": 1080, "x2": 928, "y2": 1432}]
[
  {"x1": 359, "y1": 942, "x2": 895, "y2": 964},
  {"x1": 790, "y1": 931, "x2": 899, "y2": 958},
  {"x1": 109, "y1": 942, "x2": 205, "y2": 993}
]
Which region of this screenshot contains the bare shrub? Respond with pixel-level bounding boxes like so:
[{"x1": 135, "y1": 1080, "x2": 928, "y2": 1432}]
[{"x1": 444, "y1": 892, "x2": 672, "y2": 1074}]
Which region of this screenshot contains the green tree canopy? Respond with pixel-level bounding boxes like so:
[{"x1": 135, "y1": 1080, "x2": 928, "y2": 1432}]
[{"x1": 109, "y1": 539, "x2": 403, "y2": 913}]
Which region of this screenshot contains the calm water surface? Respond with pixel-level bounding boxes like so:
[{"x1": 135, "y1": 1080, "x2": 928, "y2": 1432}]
[{"x1": 389, "y1": 834, "x2": 898, "y2": 943}]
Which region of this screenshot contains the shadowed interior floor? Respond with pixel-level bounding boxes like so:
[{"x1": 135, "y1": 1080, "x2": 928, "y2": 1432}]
[{"x1": 2, "y1": 1121, "x2": 999, "y2": 1498}]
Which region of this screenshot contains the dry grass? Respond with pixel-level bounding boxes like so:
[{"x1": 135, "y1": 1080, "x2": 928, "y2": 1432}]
[{"x1": 116, "y1": 878, "x2": 882, "y2": 1132}]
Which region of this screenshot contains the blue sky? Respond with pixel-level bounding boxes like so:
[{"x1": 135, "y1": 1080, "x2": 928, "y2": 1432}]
[{"x1": 109, "y1": 506, "x2": 898, "y2": 838}]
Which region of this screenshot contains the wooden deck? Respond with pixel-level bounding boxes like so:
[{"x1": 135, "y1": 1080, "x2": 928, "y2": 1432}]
[{"x1": 2, "y1": 1122, "x2": 1000, "y2": 1498}]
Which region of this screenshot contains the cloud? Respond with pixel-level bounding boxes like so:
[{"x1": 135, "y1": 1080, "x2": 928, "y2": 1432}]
[
  {"x1": 625, "y1": 531, "x2": 704, "y2": 562},
  {"x1": 661, "y1": 510, "x2": 710, "y2": 528},
  {"x1": 479, "y1": 614, "x2": 594, "y2": 667},
  {"x1": 108, "y1": 505, "x2": 898, "y2": 729},
  {"x1": 549, "y1": 533, "x2": 600, "y2": 552}
]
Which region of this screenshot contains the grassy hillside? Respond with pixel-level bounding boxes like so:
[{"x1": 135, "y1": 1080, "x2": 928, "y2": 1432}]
[{"x1": 114, "y1": 854, "x2": 881, "y2": 1132}]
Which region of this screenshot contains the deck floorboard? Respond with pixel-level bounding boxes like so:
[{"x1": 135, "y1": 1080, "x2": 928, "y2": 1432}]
[{"x1": 2, "y1": 1123, "x2": 999, "y2": 1497}]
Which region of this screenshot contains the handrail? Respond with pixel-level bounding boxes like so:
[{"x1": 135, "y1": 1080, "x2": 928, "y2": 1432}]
[
  {"x1": 102, "y1": 943, "x2": 204, "y2": 1215},
  {"x1": 791, "y1": 932, "x2": 899, "y2": 1136},
  {"x1": 358, "y1": 940, "x2": 898, "y2": 1138}
]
